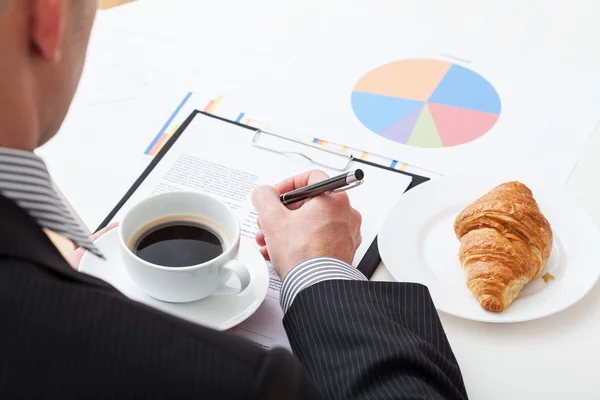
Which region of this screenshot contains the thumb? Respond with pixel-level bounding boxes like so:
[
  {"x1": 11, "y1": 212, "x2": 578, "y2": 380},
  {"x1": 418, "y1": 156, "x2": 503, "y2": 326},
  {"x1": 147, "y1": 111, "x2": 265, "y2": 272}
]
[{"x1": 252, "y1": 185, "x2": 287, "y2": 227}]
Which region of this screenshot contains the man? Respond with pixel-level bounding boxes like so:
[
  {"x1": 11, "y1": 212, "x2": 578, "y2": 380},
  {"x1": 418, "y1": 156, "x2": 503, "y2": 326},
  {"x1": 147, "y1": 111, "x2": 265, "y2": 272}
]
[{"x1": 0, "y1": 0, "x2": 468, "y2": 398}]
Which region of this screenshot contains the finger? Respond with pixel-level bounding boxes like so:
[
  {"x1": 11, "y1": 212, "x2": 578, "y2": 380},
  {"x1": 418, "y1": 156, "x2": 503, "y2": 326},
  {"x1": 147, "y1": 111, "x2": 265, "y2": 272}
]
[
  {"x1": 353, "y1": 210, "x2": 363, "y2": 248},
  {"x1": 352, "y1": 209, "x2": 363, "y2": 228},
  {"x1": 259, "y1": 246, "x2": 270, "y2": 261},
  {"x1": 92, "y1": 222, "x2": 119, "y2": 241},
  {"x1": 282, "y1": 199, "x2": 306, "y2": 211},
  {"x1": 252, "y1": 185, "x2": 288, "y2": 228},
  {"x1": 66, "y1": 247, "x2": 87, "y2": 271},
  {"x1": 257, "y1": 218, "x2": 261, "y2": 229},
  {"x1": 68, "y1": 222, "x2": 119, "y2": 271},
  {"x1": 274, "y1": 170, "x2": 330, "y2": 194},
  {"x1": 255, "y1": 230, "x2": 266, "y2": 247},
  {"x1": 329, "y1": 191, "x2": 351, "y2": 207},
  {"x1": 276, "y1": 170, "x2": 331, "y2": 210}
]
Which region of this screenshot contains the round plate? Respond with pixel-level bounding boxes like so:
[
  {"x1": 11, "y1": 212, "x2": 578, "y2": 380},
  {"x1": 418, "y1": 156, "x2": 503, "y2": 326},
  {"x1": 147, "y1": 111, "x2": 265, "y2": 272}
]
[
  {"x1": 80, "y1": 229, "x2": 269, "y2": 330},
  {"x1": 379, "y1": 174, "x2": 600, "y2": 323}
]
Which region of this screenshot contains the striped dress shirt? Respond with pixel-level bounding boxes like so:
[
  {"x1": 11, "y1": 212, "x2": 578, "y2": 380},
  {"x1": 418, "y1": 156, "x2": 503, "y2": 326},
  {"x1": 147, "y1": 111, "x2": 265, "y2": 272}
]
[
  {"x1": 281, "y1": 257, "x2": 368, "y2": 313},
  {"x1": 0, "y1": 148, "x2": 102, "y2": 258}
]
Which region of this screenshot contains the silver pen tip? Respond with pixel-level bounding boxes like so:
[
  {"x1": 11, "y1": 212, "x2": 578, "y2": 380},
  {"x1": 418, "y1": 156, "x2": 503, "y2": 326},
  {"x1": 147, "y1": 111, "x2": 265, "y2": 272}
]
[{"x1": 346, "y1": 169, "x2": 364, "y2": 184}]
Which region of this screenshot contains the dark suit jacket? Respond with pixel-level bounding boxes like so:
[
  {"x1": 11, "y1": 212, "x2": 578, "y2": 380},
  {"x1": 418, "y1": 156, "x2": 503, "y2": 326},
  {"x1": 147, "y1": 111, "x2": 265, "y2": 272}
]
[{"x1": 0, "y1": 194, "x2": 468, "y2": 399}]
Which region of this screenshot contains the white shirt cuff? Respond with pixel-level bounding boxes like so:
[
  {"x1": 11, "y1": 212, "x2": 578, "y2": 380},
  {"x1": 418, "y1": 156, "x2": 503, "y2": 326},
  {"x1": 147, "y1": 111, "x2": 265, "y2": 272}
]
[{"x1": 280, "y1": 257, "x2": 368, "y2": 314}]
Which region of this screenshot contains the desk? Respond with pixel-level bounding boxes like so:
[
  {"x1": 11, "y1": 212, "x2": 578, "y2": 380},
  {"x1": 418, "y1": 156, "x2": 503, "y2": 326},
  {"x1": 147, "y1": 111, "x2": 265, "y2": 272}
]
[{"x1": 42, "y1": 1, "x2": 600, "y2": 398}]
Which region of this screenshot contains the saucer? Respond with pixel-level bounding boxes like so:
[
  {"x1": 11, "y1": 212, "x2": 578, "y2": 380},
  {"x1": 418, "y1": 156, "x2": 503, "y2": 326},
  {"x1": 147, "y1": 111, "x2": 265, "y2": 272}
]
[{"x1": 79, "y1": 229, "x2": 269, "y2": 330}]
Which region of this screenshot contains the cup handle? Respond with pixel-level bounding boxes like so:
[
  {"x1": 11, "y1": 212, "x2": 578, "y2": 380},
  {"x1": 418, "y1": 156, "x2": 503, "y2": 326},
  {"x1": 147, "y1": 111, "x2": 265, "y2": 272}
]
[{"x1": 214, "y1": 260, "x2": 252, "y2": 296}]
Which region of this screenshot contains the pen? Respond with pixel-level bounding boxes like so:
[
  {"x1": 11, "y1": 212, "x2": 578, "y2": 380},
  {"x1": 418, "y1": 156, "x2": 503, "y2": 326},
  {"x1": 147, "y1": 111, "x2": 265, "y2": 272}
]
[{"x1": 280, "y1": 169, "x2": 365, "y2": 206}]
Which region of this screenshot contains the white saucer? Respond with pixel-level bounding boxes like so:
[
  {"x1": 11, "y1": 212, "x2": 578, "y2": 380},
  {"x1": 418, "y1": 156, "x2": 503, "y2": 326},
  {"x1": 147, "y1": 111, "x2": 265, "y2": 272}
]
[
  {"x1": 79, "y1": 229, "x2": 269, "y2": 330},
  {"x1": 378, "y1": 174, "x2": 600, "y2": 323}
]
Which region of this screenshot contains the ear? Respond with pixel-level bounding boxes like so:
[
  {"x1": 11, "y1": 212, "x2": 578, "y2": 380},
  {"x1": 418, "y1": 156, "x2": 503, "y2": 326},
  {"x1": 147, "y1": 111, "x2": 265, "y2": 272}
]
[{"x1": 31, "y1": 0, "x2": 66, "y2": 62}]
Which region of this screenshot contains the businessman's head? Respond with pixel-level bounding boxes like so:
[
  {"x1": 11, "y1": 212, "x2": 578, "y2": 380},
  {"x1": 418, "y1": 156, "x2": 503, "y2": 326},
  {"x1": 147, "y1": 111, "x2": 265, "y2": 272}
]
[{"x1": 0, "y1": 0, "x2": 97, "y2": 149}]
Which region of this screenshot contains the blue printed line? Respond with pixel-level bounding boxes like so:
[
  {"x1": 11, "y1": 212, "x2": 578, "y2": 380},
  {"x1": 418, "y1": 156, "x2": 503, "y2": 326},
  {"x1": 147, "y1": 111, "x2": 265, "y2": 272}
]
[
  {"x1": 390, "y1": 160, "x2": 398, "y2": 169},
  {"x1": 144, "y1": 92, "x2": 193, "y2": 155},
  {"x1": 312, "y1": 138, "x2": 319, "y2": 143},
  {"x1": 235, "y1": 112, "x2": 245, "y2": 123}
]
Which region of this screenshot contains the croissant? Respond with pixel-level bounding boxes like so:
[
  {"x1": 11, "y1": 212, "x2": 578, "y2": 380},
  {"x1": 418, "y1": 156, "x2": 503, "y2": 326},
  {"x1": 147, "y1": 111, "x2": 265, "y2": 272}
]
[{"x1": 453, "y1": 181, "x2": 553, "y2": 312}]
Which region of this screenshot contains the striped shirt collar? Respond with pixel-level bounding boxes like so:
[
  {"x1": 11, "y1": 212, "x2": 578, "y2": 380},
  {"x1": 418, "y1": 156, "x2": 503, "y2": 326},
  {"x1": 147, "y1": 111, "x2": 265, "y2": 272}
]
[{"x1": 0, "y1": 147, "x2": 102, "y2": 258}]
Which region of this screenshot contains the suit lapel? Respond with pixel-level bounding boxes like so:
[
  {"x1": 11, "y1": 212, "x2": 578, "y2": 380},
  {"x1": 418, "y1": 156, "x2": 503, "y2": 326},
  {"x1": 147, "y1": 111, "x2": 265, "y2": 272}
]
[{"x1": 0, "y1": 194, "x2": 112, "y2": 290}]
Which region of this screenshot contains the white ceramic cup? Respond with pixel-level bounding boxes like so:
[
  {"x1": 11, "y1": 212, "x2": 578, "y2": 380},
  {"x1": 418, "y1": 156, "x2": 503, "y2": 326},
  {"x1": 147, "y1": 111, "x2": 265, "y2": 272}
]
[{"x1": 118, "y1": 191, "x2": 252, "y2": 303}]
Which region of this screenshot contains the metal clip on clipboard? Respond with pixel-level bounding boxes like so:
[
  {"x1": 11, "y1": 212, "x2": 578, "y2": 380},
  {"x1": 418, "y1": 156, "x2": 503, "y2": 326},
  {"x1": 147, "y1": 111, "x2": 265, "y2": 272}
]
[{"x1": 251, "y1": 129, "x2": 354, "y2": 171}]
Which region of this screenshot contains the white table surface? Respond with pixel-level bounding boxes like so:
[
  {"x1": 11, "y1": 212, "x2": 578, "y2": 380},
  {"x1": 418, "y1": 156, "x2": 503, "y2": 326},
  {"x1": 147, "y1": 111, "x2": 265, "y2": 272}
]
[{"x1": 42, "y1": 1, "x2": 600, "y2": 398}]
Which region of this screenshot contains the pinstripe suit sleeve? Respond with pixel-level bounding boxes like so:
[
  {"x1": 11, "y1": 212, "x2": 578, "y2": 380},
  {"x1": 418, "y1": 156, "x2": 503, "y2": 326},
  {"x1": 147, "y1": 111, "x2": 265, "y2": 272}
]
[{"x1": 283, "y1": 279, "x2": 469, "y2": 400}]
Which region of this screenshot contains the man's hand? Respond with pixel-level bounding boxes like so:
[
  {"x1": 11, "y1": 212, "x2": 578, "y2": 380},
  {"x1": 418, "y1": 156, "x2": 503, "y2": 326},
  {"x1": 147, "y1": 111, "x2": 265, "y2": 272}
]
[
  {"x1": 252, "y1": 170, "x2": 362, "y2": 281},
  {"x1": 66, "y1": 223, "x2": 119, "y2": 270}
]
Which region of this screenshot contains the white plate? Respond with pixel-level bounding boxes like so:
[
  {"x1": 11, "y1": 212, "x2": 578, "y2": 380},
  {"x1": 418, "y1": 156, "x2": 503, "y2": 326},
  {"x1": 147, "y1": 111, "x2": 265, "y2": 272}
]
[
  {"x1": 80, "y1": 229, "x2": 269, "y2": 330},
  {"x1": 379, "y1": 174, "x2": 600, "y2": 323}
]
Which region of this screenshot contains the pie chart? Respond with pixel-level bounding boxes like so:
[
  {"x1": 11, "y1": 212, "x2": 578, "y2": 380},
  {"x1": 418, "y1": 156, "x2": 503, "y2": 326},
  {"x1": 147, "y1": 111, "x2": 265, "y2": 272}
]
[{"x1": 351, "y1": 59, "x2": 501, "y2": 148}]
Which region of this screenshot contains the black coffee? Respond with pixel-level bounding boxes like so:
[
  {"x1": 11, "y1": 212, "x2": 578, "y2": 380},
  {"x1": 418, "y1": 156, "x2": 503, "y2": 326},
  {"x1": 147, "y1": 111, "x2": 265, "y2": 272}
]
[{"x1": 132, "y1": 220, "x2": 224, "y2": 268}]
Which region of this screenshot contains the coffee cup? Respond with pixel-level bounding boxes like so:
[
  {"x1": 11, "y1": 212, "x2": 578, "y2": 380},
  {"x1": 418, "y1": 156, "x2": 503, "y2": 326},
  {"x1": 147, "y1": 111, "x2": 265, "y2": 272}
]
[{"x1": 118, "y1": 191, "x2": 251, "y2": 303}]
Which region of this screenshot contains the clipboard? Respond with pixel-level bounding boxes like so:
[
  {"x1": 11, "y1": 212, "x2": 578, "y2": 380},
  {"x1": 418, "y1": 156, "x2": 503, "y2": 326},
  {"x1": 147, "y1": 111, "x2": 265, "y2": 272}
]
[{"x1": 97, "y1": 110, "x2": 430, "y2": 279}]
